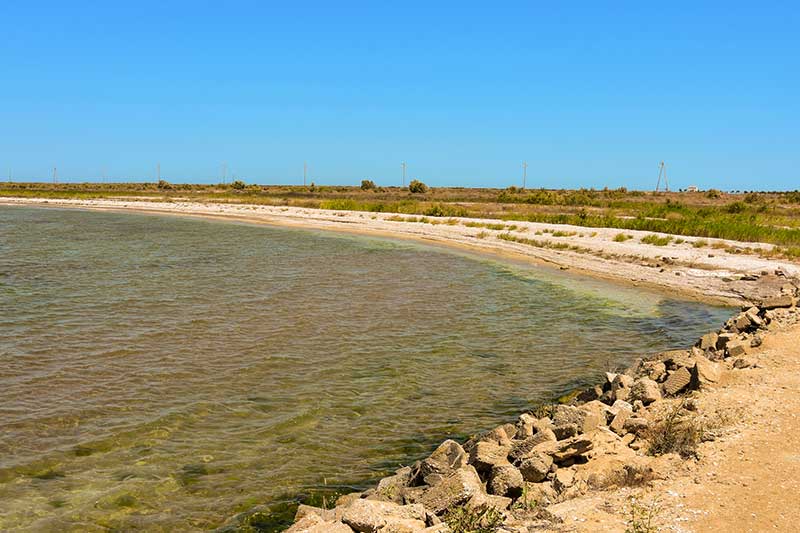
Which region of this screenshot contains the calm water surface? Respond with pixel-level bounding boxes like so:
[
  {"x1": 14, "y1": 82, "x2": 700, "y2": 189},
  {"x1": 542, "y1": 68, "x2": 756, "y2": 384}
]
[{"x1": 0, "y1": 206, "x2": 732, "y2": 531}]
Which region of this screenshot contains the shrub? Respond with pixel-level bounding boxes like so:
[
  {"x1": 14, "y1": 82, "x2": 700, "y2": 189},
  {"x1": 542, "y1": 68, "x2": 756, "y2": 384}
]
[
  {"x1": 157, "y1": 179, "x2": 172, "y2": 190},
  {"x1": 408, "y1": 179, "x2": 428, "y2": 193},
  {"x1": 360, "y1": 179, "x2": 376, "y2": 190},
  {"x1": 443, "y1": 504, "x2": 503, "y2": 533},
  {"x1": 614, "y1": 233, "x2": 633, "y2": 242},
  {"x1": 231, "y1": 180, "x2": 246, "y2": 190},
  {"x1": 706, "y1": 189, "x2": 721, "y2": 199},
  {"x1": 645, "y1": 401, "x2": 704, "y2": 459},
  {"x1": 640, "y1": 234, "x2": 673, "y2": 246}
]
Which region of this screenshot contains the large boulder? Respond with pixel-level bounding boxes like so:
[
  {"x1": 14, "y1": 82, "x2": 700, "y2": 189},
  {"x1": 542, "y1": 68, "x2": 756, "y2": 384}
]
[
  {"x1": 341, "y1": 499, "x2": 427, "y2": 532},
  {"x1": 417, "y1": 466, "x2": 485, "y2": 515},
  {"x1": 727, "y1": 341, "x2": 748, "y2": 358},
  {"x1": 760, "y1": 295, "x2": 794, "y2": 309},
  {"x1": 610, "y1": 374, "x2": 634, "y2": 402},
  {"x1": 414, "y1": 440, "x2": 468, "y2": 486},
  {"x1": 508, "y1": 431, "x2": 556, "y2": 464},
  {"x1": 538, "y1": 435, "x2": 593, "y2": 464}
]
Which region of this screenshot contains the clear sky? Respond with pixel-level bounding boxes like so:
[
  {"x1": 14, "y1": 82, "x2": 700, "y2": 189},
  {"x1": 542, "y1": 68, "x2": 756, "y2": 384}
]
[{"x1": 1, "y1": 1, "x2": 798, "y2": 190}]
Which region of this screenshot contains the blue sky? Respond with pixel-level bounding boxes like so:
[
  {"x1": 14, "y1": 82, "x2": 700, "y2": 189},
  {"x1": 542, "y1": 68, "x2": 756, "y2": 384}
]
[{"x1": 1, "y1": 1, "x2": 798, "y2": 190}]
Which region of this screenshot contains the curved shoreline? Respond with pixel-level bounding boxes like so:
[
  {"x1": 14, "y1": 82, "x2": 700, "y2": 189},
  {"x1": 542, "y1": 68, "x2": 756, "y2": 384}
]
[{"x1": 3, "y1": 196, "x2": 798, "y2": 306}]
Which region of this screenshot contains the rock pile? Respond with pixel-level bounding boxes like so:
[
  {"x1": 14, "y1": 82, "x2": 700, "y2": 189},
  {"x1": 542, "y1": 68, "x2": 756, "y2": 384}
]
[{"x1": 284, "y1": 285, "x2": 799, "y2": 533}]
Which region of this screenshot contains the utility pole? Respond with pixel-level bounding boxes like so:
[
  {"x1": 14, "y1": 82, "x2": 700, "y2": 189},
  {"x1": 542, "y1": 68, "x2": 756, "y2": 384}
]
[
  {"x1": 655, "y1": 161, "x2": 669, "y2": 192},
  {"x1": 401, "y1": 161, "x2": 407, "y2": 187},
  {"x1": 522, "y1": 161, "x2": 528, "y2": 189},
  {"x1": 221, "y1": 162, "x2": 228, "y2": 184},
  {"x1": 157, "y1": 162, "x2": 161, "y2": 182},
  {"x1": 303, "y1": 161, "x2": 307, "y2": 186},
  {"x1": 102, "y1": 166, "x2": 107, "y2": 183},
  {"x1": 53, "y1": 167, "x2": 58, "y2": 184}
]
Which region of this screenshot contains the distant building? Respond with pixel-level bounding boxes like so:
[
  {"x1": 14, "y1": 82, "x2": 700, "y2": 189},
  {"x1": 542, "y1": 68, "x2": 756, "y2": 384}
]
[{"x1": 686, "y1": 185, "x2": 699, "y2": 192}]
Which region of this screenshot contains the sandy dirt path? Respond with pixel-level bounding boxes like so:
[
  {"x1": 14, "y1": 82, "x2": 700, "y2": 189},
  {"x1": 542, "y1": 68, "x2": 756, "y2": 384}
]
[
  {"x1": 542, "y1": 320, "x2": 800, "y2": 532},
  {"x1": 2, "y1": 196, "x2": 798, "y2": 305}
]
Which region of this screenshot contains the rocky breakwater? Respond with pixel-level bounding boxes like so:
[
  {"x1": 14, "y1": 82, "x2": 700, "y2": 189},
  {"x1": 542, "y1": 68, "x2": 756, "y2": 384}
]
[{"x1": 282, "y1": 282, "x2": 799, "y2": 533}]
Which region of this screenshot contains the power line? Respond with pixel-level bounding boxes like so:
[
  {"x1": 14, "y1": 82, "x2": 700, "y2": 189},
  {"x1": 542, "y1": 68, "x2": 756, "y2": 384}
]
[{"x1": 655, "y1": 161, "x2": 669, "y2": 192}]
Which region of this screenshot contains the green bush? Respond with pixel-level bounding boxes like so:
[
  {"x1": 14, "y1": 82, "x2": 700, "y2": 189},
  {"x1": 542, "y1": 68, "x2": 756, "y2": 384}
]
[
  {"x1": 360, "y1": 179, "x2": 376, "y2": 190},
  {"x1": 408, "y1": 179, "x2": 428, "y2": 193},
  {"x1": 231, "y1": 180, "x2": 246, "y2": 190}
]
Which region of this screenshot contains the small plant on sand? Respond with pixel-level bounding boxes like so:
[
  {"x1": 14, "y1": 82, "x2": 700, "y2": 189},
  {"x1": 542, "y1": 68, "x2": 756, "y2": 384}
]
[
  {"x1": 624, "y1": 495, "x2": 661, "y2": 533},
  {"x1": 692, "y1": 239, "x2": 708, "y2": 248},
  {"x1": 645, "y1": 400, "x2": 704, "y2": 459},
  {"x1": 614, "y1": 233, "x2": 633, "y2": 242},
  {"x1": 475, "y1": 231, "x2": 490, "y2": 239},
  {"x1": 444, "y1": 504, "x2": 503, "y2": 533},
  {"x1": 640, "y1": 234, "x2": 673, "y2": 246}
]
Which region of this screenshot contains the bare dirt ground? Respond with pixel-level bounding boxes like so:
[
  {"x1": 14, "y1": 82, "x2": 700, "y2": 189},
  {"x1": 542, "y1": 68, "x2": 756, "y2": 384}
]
[
  {"x1": 543, "y1": 321, "x2": 800, "y2": 533},
  {"x1": 2, "y1": 197, "x2": 798, "y2": 305}
]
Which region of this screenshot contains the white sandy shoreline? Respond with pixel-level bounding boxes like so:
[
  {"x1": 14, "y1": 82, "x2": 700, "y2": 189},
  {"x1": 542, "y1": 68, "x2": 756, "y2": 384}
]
[{"x1": 3, "y1": 196, "x2": 798, "y2": 305}]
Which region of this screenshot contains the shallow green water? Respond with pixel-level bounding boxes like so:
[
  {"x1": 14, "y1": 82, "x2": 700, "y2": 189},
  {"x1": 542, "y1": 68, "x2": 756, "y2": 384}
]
[{"x1": 0, "y1": 206, "x2": 731, "y2": 531}]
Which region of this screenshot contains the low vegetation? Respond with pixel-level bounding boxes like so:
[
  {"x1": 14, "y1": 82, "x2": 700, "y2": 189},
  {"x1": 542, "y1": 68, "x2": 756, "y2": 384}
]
[
  {"x1": 4, "y1": 182, "x2": 800, "y2": 252},
  {"x1": 640, "y1": 234, "x2": 673, "y2": 246},
  {"x1": 443, "y1": 504, "x2": 503, "y2": 533},
  {"x1": 645, "y1": 401, "x2": 704, "y2": 459}
]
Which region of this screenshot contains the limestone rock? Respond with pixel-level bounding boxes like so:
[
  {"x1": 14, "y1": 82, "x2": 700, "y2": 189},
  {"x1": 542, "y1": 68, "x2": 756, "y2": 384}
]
[
  {"x1": 630, "y1": 378, "x2": 661, "y2": 405},
  {"x1": 641, "y1": 360, "x2": 667, "y2": 382},
  {"x1": 517, "y1": 451, "x2": 553, "y2": 483},
  {"x1": 663, "y1": 366, "x2": 692, "y2": 395},
  {"x1": 286, "y1": 514, "x2": 353, "y2": 533},
  {"x1": 610, "y1": 374, "x2": 634, "y2": 402},
  {"x1": 727, "y1": 341, "x2": 748, "y2": 358},
  {"x1": 417, "y1": 466, "x2": 485, "y2": 515},
  {"x1": 508, "y1": 431, "x2": 556, "y2": 464},
  {"x1": 691, "y1": 355, "x2": 721, "y2": 388},
  {"x1": 488, "y1": 463, "x2": 524, "y2": 498},
  {"x1": 468, "y1": 441, "x2": 508, "y2": 475},
  {"x1": 341, "y1": 499, "x2": 427, "y2": 533},
  {"x1": 609, "y1": 408, "x2": 632, "y2": 435},
  {"x1": 540, "y1": 435, "x2": 593, "y2": 463},
  {"x1": 697, "y1": 332, "x2": 719, "y2": 351},
  {"x1": 414, "y1": 440, "x2": 467, "y2": 486},
  {"x1": 552, "y1": 468, "x2": 575, "y2": 493},
  {"x1": 660, "y1": 349, "x2": 695, "y2": 370},
  {"x1": 622, "y1": 417, "x2": 649, "y2": 434}
]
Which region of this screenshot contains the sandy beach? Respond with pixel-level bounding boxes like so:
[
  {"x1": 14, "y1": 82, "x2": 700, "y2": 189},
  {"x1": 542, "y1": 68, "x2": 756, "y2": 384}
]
[{"x1": 2, "y1": 196, "x2": 797, "y2": 305}]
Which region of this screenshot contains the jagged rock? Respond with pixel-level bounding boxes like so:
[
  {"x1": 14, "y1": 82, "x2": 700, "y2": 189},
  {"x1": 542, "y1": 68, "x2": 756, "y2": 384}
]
[
  {"x1": 630, "y1": 378, "x2": 661, "y2": 405},
  {"x1": 488, "y1": 463, "x2": 524, "y2": 498},
  {"x1": 641, "y1": 360, "x2": 667, "y2": 382},
  {"x1": 727, "y1": 341, "x2": 748, "y2": 358},
  {"x1": 691, "y1": 355, "x2": 721, "y2": 388},
  {"x1": 373, "y1": 467, "x2": 413, "y2": 503},
  {"x1": 414, "y1": 440, "x2": 468, "y2": 486},
  {"x1": 760, "y1": 295, "x2": 794, "y2": 309},
  {"x1": 508, "y1": 431, "x2": 556, "y2": 464},
  {"x1": 552, "y1": 405, "x2": 602, "y2": 434},
  {"x1": 750, "y1": 334, "x2": 763, "y2": 347},
  {"x1": 732, "y1": 313, "x2": 752, "y2": 331},
  {"x1": 609, "y1": 407, "x2": 632, "y2": 435},
  {"x1": 552, "y1": 468, "x2": 575, "y2": 493},
  {"x1": 336, "y1": 492, "x2": 364, "y2": 508},
  {"x1": 745, "y1": 308, "x2": 763, "y2": 327},
  {"x1": 516, "y1": 413, "x2": 553, "y2": 438},
  {"x1": 421, "y1": 525, "x2": 452, "y2": 533},
  {"x1": 539, "y1": 435, "x2": 593, "y2": 463},
  {"x1": 286, "y1": 514, "x2": 353, "y2": 533},
  {"x1": 517, "y1": 451, "x2": 553, "y2": 482},
  {"x1": 519, "y1": 481, "x2": 558, "y2": 508},
  {"x1": 553, "y1": 423, "x2": 578, "y2": 440},
  {"x1": 608, "y1": 399, "x2": 633, "y2": 417},
  {"x1": 475, "y1": 426, "x2": 512, "y2": 447},
  {"x1": 295, "y1": 505, "x2": 336, "y2": 522},
  {"x1": 341, "y1": 499, "x2": 427, "y2": 533},
  {"x1": 716, "y1": 332, "x2": 737, "y2": 350},
  {"x1": 697, "y1": 332, "x2": 719, "y2": 351},
  {"x1": 576, "y1": 385, "x2": 603, "y2": 403},
  {"x1": 660, "y1": 349, "x2": 695, "y2": 370},
  {"x1": 663, "y1": 366, "x2": 692, "y2": 395},
  {"x1": 417, "y1": 466, "x2": 485, "y2": 515},
  {"x1": 733, "y1": 357, "x2": 756, "y2": 369},
  {"x1": 468, "y1": 441, "x2": 508, "y2": 475},
  {"x1": 610, "y1": 374, "x2": 634, "y2": 402},
  {"x1": 622, "y1": 417, "x2": 649, "y2": 434}
]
